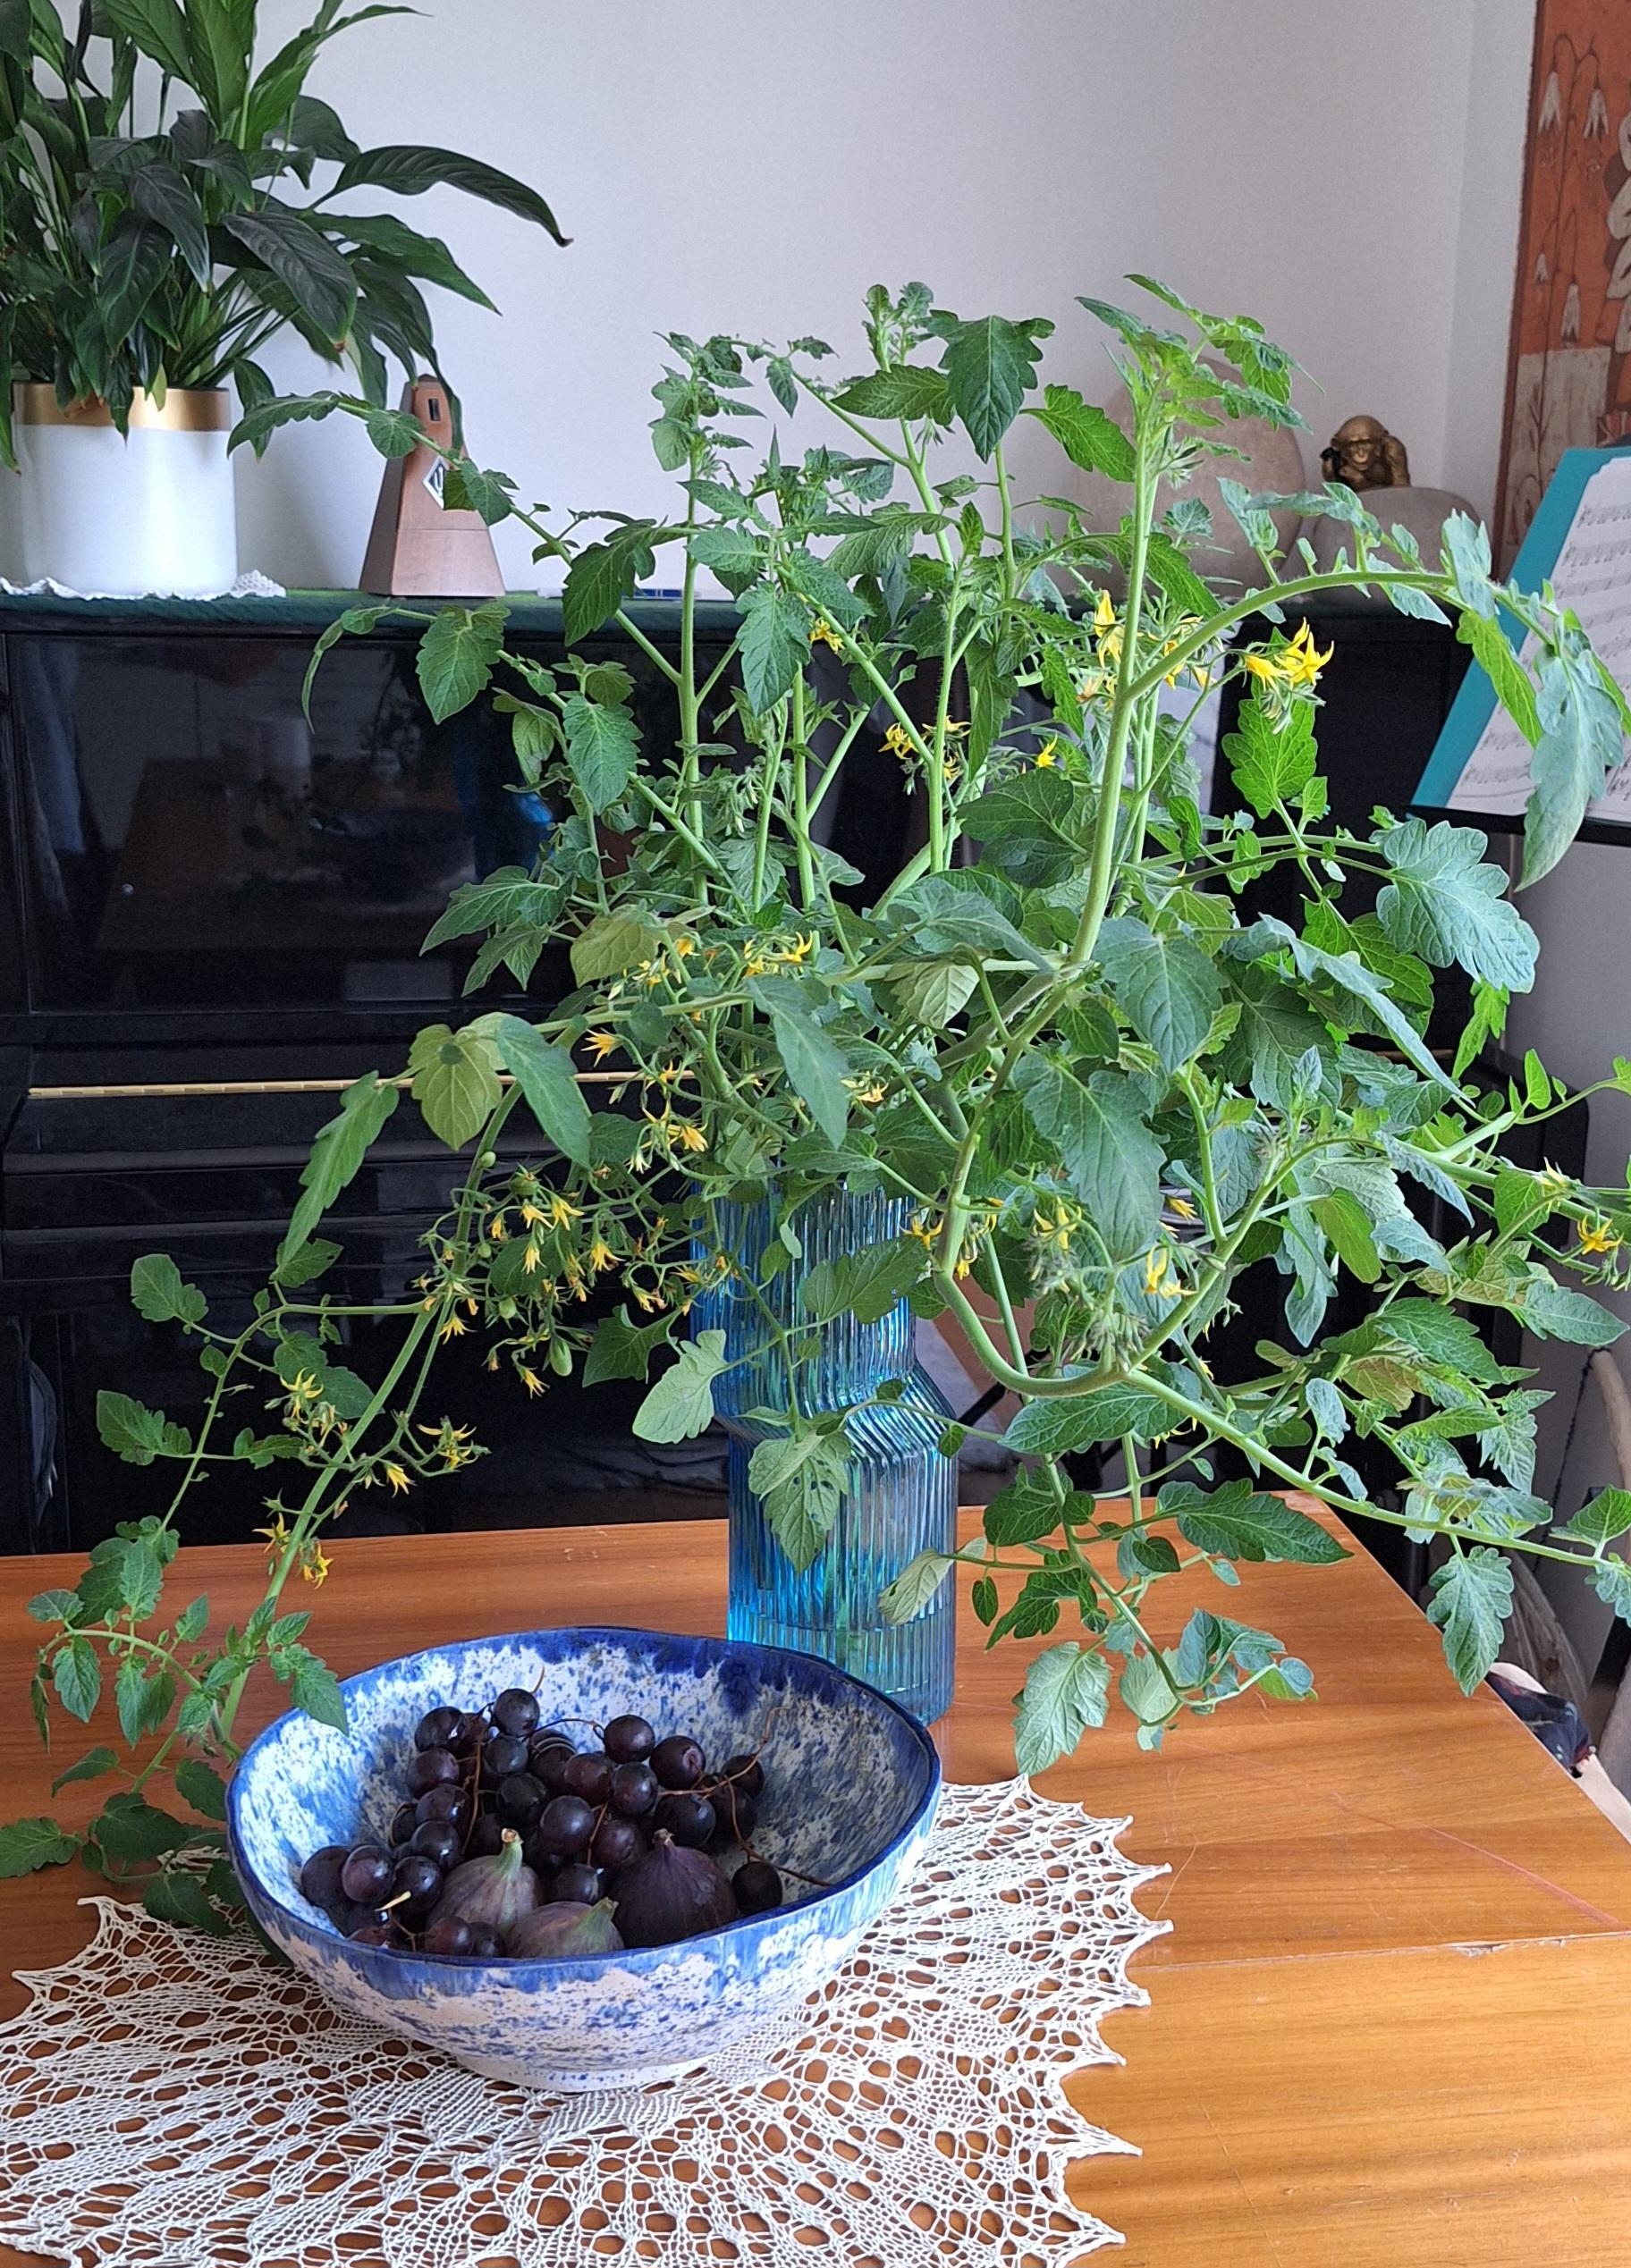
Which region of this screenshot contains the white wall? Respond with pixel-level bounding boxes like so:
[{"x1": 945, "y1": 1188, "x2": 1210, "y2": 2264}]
[{"x1": 214, "y1": 0, "x2": 1532, "y2": 589}]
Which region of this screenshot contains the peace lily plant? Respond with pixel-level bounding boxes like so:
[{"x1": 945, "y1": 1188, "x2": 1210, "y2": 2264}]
[{"x1": 8, "y1": 277, "x2": 1631, "y2": 1927}]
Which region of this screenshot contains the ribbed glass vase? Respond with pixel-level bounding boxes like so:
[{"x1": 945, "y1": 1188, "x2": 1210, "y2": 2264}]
[{"x1": 690, "y1": 1188, "x2": 957, "y2": 1725}]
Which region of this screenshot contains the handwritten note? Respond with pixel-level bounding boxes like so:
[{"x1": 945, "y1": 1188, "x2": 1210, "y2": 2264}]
[{"x1": 1449, "y1": 452, "x2": 1631, "y2": 821}]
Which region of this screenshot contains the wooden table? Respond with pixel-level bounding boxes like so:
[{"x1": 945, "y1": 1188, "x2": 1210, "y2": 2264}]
[{"x1": 5, "y1": 1508, "x2": 1631, "y2": 2265}]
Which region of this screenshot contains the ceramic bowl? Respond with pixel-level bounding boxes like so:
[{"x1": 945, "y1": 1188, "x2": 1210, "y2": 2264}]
[{"x1": 227, "y1": 1625, "x2": 941, "y2": 2091}]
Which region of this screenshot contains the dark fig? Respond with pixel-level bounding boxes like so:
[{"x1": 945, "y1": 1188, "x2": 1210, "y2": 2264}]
[
  {"x1": 613, "y1": 1831, "x2": 735, "y2": 1947},
  {"x1": 427, "y1": 1826, "x2": 541, "y2": 1938},
  {"x1": 507, "y1": 1897, "x2": 624, "y2": 1959}
]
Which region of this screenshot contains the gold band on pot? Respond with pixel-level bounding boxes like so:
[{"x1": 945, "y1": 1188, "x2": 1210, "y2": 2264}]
[{"x1": 12, "y1": 384, "x2": 232, "y2": 433}]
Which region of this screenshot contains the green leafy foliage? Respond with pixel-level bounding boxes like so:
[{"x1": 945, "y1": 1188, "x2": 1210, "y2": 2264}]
[
  {"x1": 1013, "y1": 1644, "x2": 1111, "y2": 1775},
  {"x1": 0, "y1": 4, "x2": 563, "y2": 466},
  {"x1": 12, "y1": 274, "x2": 1628, "y2": 1879},
  {"x1": 632, "y1": 1333, "x2": 729, "y2": 1444},
  {"x1": 0, "y1": 1817, "x2": 79, "y2": 1877}
]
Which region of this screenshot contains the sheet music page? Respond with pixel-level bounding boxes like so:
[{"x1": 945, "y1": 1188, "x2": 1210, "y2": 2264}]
[{"x1": 1448, "y1": 452, "x2": 1631, "y2": 819}]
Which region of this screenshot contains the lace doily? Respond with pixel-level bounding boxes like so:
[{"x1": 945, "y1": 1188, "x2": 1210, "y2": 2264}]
[
  {"x1": 0, "y1": 1779, "x2": 1167, "y2": 2268},
  {"x1": 0, "y1": 570, "x2": 286, "y2": 599}
]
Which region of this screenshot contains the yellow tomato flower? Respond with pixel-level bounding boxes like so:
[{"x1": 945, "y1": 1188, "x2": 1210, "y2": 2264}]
[
  {"x1": 385, "y1": 1463, "x2": 412, "y2": 1495},
  {"x1": 519, "y1": 1366, "x2": 545, "y2": 1396},
  {"x1": 774, "y1": 932, "x2": 816, "y2": 965},
  {"x1": 1578, "y1": 1218, "x2": 1620, "y2": 1256},
  {"x1": 585, "y1": 1030, "x2": 619, "y2": 1063},
  {"x1": 438, "y1": 1312, "x2": 469, "y2": 1340},
  {"x1": 1092, "y1": 588, "x2": 1117, "y2": 633},
  {"x1": 301, "y1": 1544, "x2": 332, "y2": 1587},
  {"x1": 522, "y1": 1242, "x2": 542, "y2": 1274},
  {"x1": 1035, "y1": 738, "x2": 1060, "y2": 767},
  {"x1": 883, "y1": 721, "x2": 917, "y2": 763},
  {"x1": 520, "y1": 1201, "x2": 545, "y2": 1227},
  {"x1": 1143, "y1": 1247, "x2": 1182, "y2": 1299},
  {"x1": 674, "y1": 1121, "x2": 708, "y2": 1154},
  {"x1": 486, "y1": 1212, "x2": 507, "y2": 1242},
  {"x1": 809, "y1": 618, "x2": 845, "y2": 653},
  {"x1": 589, "y1": 1235, "x2": 617, "y2": 1272}
]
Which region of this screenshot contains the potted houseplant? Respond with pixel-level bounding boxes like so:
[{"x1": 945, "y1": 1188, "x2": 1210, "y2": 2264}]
[
  {"x1": 8, "y1": 276, "x2": 1631, "y2": 1919},
  {"x1": 0, "y1": 0, "x2": 563, "y2": 594}
]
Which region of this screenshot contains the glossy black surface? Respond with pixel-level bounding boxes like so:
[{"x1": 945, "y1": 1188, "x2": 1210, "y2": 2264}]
[{"x1": 0, "y1": 597, "x2": 739, "y2": 1553}]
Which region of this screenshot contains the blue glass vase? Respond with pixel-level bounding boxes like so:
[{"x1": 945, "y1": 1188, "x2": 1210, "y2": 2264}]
[{"x1": 690, "y1": 1187, "x2": 958, "y2": 1724}]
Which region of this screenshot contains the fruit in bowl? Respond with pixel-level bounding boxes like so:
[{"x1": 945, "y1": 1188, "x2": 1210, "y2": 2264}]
[{"x1": 227, "y1": 1626, "x2": 941, "y2": 2091}]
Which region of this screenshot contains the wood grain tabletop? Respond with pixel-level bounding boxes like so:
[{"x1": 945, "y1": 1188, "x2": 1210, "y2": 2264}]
[{"x1": 4, "y1": 1503, "x2": 1630, "y2": 2265}]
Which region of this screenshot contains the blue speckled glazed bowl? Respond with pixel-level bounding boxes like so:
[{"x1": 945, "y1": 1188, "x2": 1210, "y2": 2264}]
[{"x1": 227, "y1": 1626, "x2": 941, "y2": 2091}]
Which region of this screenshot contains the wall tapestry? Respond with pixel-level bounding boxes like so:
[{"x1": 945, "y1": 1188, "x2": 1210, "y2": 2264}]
[{"x1": 1500, "y1": 2, "x2": 1631, "y2": 560}]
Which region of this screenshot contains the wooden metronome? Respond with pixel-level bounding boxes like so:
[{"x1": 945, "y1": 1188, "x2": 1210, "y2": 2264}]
[{"x1": 359, "y1": 376, "x2": 505, "y2": 598}]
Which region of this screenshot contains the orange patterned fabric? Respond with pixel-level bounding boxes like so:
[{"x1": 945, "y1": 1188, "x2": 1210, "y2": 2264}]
[{"x1": 1500, "y1": 5, "x2": 1631, "y2": 557}]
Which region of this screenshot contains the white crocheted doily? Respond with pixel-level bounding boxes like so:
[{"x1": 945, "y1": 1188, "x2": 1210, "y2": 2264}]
[{"x1": 0, "y1": 1779, "x2": 1167, "y2": 2267}]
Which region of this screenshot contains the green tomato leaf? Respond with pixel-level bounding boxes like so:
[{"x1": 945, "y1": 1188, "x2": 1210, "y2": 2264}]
[
  {"x1": 129, "y1": 1254, "x2": 207, "y2": 1327},
  {"x1": 283, "y1": 1073, "x2": 400, "y2": 1263},
  {"x1": 0, "y1": 1817, "x2": 80, "y2": 1877},
  {"x1": 49, "y1": 1747, "x2": 119, "y2": 1796},
  {"x1": 172, "y1": 1758, "x2": 229, "y2": 1821},
  {"x1": 1003, "y1": 1384, "x2": 1173, "y2": 1457},
  {"x1": 142, "y1": 1867, "x2": 233, "y2": 1935},
  {"x1": 767, "y1": 1005, "x2": 850, "y2": 1148},
  {"x1": 407, "y1": 1023, "x2": 503, "y2": 1150},
  {"x1": 632, "y1": 1331, "x2": 729, "y2": 1444},
  {"x1": 52, "y1": 1638, "x2": 100, "y2": 1724},
  {"x1": 801, "y1": 1238, "x2": 926, "y2": 1325},
  {"x1": 739, "y1": 584, "x2": 809, "y2": 713},
  {"x1": 748, "y1": 1429, "x2": 849, "y2": 1571},
  {"x1": 561, "y1": 691, "x2": 640, "y2": 812},
  {"x1": 478, "y1": 1014, "x2": 592, "y2": 1167},
  {"x1": 1426, "y1": 1547, "x2": 1513, "y2": 1691},
  {"x1": 1221, "y1": 693, "x2": 1315, "y2": 818},
  {"x1": 415, "y1": 601, "x2": 508, "y2": 723},
  {"x1": 1163, "y1": 1479, "x2": 1348, "y2": 1564},
  {"x1": 1012, "y1": 1058, "x2": 1162, "y2": 1261},
  {"x1": 1095, "y1": 917, "x2": 1222, "y2": 1072},
  {"x1": 561, "y1": 521, "x2": 661, "y2": 645},
  {"x1": 1521, "y1": 1275, "x2": 1627, "y2": 1347},
  {"x1": 583, "y1": 1306, "x2": 673, "y2": 1387},
  {"x1": 830, "y1": 367, "x2": 951, "y2": 422},
  {"x1": 1024, "y1": 384, "x2": 1135, "y2": 480},
  {"x1": 1012, "y1": 1643, "x2": 1110, "y2": 1775},
  {"x1": 1558, "y1": 1487, "x2": 1631, "y2": 1547},
  {"x1": 1522, "y1": 640, "x2": 1623, "y2": 888},
  {"x1": 938, "y1": 313, "x2": 1051, "y2": 457},
  {"x1": 93, "y1": 1792, "x2": 190, "y2": 1862},
  {"x1": 1373, "y1": 819, "x2": 1538, "y2": 991},
  {"x1": 879, "y1": 1548, "x2": 953, "y2": 1623}
]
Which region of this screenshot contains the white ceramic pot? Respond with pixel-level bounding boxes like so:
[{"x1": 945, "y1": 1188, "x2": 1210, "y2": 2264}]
[{"x1": 12, "y1": 384, "x2": 237, "y2": 596}]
